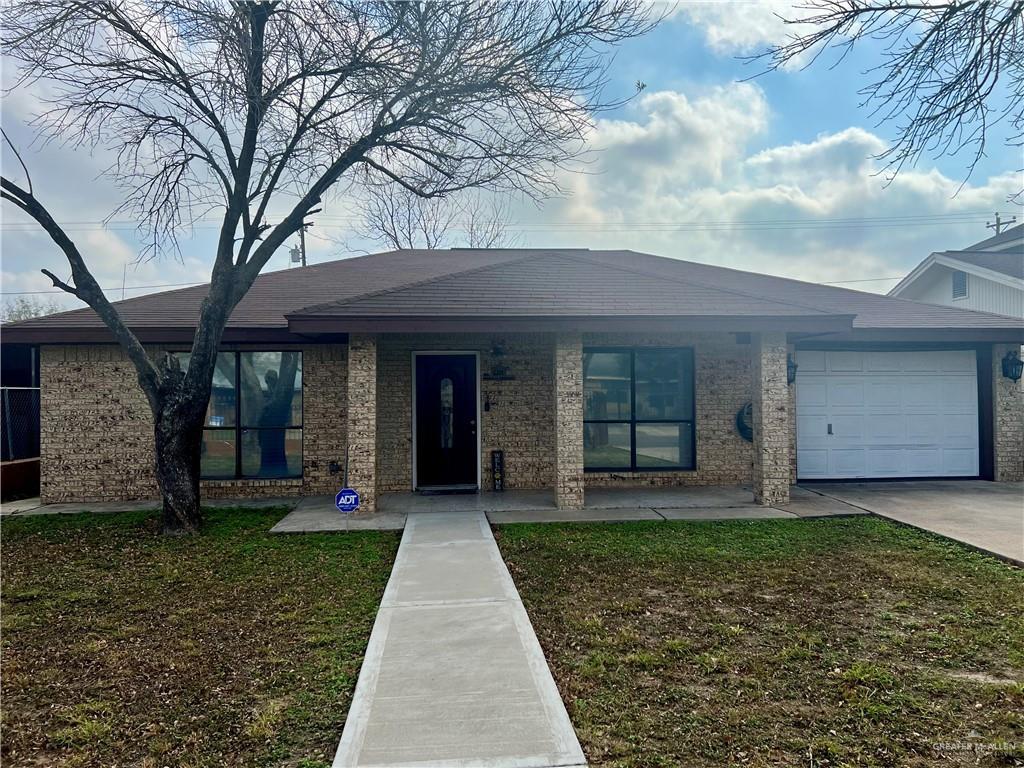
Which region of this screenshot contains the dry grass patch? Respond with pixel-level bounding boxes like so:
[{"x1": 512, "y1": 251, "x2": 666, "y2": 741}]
[
  {"x1": 497, "y1": 517, "x2": 1024, "y2": 768},
  {"x1": 2, "y1": 507, "x2": 399, "y2": 767}
]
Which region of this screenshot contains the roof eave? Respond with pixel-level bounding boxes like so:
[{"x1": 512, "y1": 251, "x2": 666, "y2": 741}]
[{"x1": 0, "y1": 326, "x2": 308, "y2": 345}]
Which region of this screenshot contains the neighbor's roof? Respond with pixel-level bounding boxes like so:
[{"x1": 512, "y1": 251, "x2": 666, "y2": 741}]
[
  {"x1": 4, "y1": 248, "x2": 1022, "y2": 343},
  {"x1": 964, "y1": 222, "x2": 1024, "y2": 253}
]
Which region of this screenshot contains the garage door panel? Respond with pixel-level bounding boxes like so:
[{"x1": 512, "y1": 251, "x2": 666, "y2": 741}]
[
  {"x1": 906, "y1": 414, "x2": 943, "y2": 441},
  {"x1": 943, "y1": 449, "x2": 977, "y2": 475},
  {"x1": 904, "y1": 449, "x2": 942, "y2": 475},
  {"x1": 797, "y1": 415, "x2": 829, "y2": 444},
  {"x1": 831, "y1": 449, "x2": 866, "y2": 476},
  {"x1": 865, "y1": 414, "x2": 903, "y2": 440},
  {"x1": 796, "y1": 350, "x2": 979, "y2": 480},
  {"x1": 866, "y1": 381, "x2": 901, "y2": 407},
  {"x1": 865, "y1": 352, "x2": 902, "y2": 371},
  {"x1": 942, "y1": 379, "x2": 978, "y2": 409},
  {"x1": 797, "y1": 449, "x2": 828, "y2": 477},
  {"x1": 796, "y1": 380, "x2": 827, "y2": 407},
  {"x1": 829, "y1": 380, "x2": 864, "y2": 407},
  {"x1": 797, "y1": 350, "x2": 826, "y2": 372},
  {"x1": 866, "y1": 449, "x2": 904, "y2": 476},
  {"x1": 828, "y1": 351, "x2": 863, "y2": 372},
  {"x1": 945, "y1": 414, "x2": 979, "y2": 441}
]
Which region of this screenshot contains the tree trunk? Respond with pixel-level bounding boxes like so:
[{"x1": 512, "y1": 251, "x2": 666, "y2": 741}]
[{"x1": 154, "y1": 408, "x2": 204, "y2": 534}]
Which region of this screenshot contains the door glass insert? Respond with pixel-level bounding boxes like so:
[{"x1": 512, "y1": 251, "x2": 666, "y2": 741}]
[{"x1": 440, "y1": 377, "x2": 454, "y2": 448}]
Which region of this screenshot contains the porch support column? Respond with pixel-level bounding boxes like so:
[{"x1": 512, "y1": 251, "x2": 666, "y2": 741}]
[
  {"x1": 751, "y1": 331, "x2": 791, "y2": 505},
  {"x1": 346, "y1": 333, "x2": 378, "y2": 513},
  {"x1": 554, "y1": 332, "x2": 585, "y2": 509},
  {"x1": 993, "y1": 343, "x2": 1024, "y2": 481}
]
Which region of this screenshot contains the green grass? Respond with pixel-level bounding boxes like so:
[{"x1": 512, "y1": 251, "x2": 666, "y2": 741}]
[
  {"x1": 497, "y1": 517, "x2": 1024, "y2": 768},
  {"x1": 1, "y1": 507, "x2": 399, "y2": 767}
]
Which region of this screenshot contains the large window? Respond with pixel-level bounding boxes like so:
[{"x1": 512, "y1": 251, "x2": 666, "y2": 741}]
[
  {"x1": 174, "y1": 351, "x2": 303, "y2": 479},
  {"x1": 583, "y1": 348, "x2": 695, "y2": 471}
]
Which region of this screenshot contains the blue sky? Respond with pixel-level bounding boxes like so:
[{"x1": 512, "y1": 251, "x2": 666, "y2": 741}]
[{"x1": 2, "y1": 2, "x2": 1021, "y2": 311}]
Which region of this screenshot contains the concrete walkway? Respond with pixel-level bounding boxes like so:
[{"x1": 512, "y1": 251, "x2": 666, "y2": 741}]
[
  {"x1": 810, "y1": 481, "x2": 1024, "y2": 566},
  {"x1": 333, "y1": 511, "x2": 586, "y2": 768}
]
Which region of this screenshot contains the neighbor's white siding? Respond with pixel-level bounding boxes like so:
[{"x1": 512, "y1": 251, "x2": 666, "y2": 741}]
[{"x1": 901, "y1": 265, "x2": 1023, "y2": 318}]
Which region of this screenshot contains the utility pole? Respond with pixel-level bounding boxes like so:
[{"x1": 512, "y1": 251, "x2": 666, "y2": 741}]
[
  {"x1": 288, "y1": 222, "x2": 313, "y2": 268},
  {"x1": 986, "y1": 212, "x2": 1017, "y2": 235}
]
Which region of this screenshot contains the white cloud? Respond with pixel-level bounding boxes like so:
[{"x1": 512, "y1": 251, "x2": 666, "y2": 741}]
[{"x1": 674, "y1": 0, "x2": 801, "y2": 54}]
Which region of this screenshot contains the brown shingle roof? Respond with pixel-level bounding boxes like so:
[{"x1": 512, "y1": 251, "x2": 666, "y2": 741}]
[{"x1": 4, "y1": 247, "x2": 1021, "y2": 343}]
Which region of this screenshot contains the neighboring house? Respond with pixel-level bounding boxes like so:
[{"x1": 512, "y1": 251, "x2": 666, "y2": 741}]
[
  {"x1": 889, "y1": 224, "x2": 1024, "y2": 318},
  {"x1": 3, "y1": 248, "x2": 1022, "y2": 511}
]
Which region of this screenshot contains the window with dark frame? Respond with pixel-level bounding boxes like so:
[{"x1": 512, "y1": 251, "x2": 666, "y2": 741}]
[
  {"x1": 952, "y1": 270, "x2": 968, "y2": 299},
  {"x1": 172, "y1": 351, "x2": 303, "y2": 480},
  {"x1": 582, "y1": 347, "x2": 696, "y2": 472}
]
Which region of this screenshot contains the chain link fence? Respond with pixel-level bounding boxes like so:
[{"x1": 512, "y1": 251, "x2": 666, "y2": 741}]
[{"x1": 1, "y1": 387, "x2": 40, "y2": 462}]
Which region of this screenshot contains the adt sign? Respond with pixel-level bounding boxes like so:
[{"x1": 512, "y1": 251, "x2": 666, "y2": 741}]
[{"x1": 335, "y1": 487, "x2": 360, "y2": 514}]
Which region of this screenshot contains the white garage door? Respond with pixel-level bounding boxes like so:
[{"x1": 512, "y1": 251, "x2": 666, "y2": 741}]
[{"x1": 796, "y1": 350, "x2": 979, "y2": 479}]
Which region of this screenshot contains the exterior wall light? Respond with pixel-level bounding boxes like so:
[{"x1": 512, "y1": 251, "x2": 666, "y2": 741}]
[
  {"x1": 786, "y1": 354, "x2": 798, "y2": 385},
  {"x1": 1002, "y1": 349, "x2": 1023, "y2": 382}
]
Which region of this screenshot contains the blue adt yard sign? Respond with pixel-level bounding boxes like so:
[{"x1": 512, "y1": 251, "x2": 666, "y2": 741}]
[{"x1": 335, "y1": 488, "x2": 360, "y2": 514}]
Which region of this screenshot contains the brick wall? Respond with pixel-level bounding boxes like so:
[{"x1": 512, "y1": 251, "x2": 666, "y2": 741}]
[
  {"x1": 581, "y1": 332, "x2": 753, "y2": 487},
  {"x1": 751, "y1": 332, "x2": 791, "y2": 505},
  {"x1": 554, "y1": 332, "x2": 584, "y2": 508},
  {"x1": 993, "y1": 343, "x2": 1024, "y2": 482},
  {"x1": 39, "y1": 344, "x2": 346, "y2": 503},
  {"x1": 376, "y1": 333, "x2": 555, "y2": 492}
]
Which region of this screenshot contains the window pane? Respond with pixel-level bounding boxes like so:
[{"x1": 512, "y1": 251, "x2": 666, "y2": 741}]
[
  {"x1": 583, "y1": 351, "x2": 631, "y2": 420},
  {"x1": 636, "y1": 423, "x2": 693, "y2": 469},
  {"x1": 240, "y1": 352, "x2": 302, "y2": 427},
  {"x1": 635, "y1": 350, "x2": 692, "y2": 420},
  {"x1": 173, "y1": 352, "x2": 236, "y2": 426},
  {"x1": 584, "y1": 422, "x2": 631, "y2": 469},
  {"x1": 241, "y1": 428, "x2": 302, "y2": 478},
  {"x1": 201, "y1": 429, "x2": 236, "y2": 478}
]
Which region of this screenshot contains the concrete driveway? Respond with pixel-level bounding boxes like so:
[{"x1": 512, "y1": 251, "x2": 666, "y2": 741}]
[{"x1": 807, "y1": 481, "x2": 1024, "y2": 566}]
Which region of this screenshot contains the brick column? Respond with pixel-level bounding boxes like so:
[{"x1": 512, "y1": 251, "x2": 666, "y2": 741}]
[
  {"x1": 993, "y1": 343, "x2": 1024, "y2": 482},
  {"x1": 751, "y1": 332, "x2": 791, "y2": 505},
  {"x1": 346, "y1": 334, "x2": 378, "y2": 513},
  {"x1": 554, "y1": 332, "x2": 584, "y2": 509}
]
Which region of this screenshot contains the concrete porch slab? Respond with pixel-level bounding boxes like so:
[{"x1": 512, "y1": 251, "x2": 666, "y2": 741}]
[
  {"x1": 584, "y1": 485, "x2": 755, "y2": 509},
  {"x1": 2, "y1": 496, "x2": 299, "y2": 517},
  {"x1": 657, "y1": 506, "x2": 795, "y2": 520},
  {"x1": 487, "y1": 507, "x2": 663, "y2": 524},
  {"x1": 270, "y1": 496, "x2": 405, "y2": 533}
]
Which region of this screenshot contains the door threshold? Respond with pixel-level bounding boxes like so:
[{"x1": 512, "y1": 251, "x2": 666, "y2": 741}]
[{"x1": 416, "y1": 485, "x2": 479, "y2": 495}]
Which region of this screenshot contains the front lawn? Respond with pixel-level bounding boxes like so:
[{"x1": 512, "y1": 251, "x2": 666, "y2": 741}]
[
  {"x1": 1, "y1": 508, "x2": 399, "y2": 767},
  {"x1": 498, "y1": 517, "x2": 1024, "y2": 767}
]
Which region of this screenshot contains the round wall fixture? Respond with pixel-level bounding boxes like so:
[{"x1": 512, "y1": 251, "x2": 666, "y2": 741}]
[{"x1": 735, "y1": 402, "x2": 754, "y2": 442}]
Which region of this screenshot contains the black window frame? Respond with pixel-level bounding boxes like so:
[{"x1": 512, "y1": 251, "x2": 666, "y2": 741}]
[
  {"x1": 174, "y1": 350, "x2": 304, "y2": 480},
  {"x1": 582, "y1": 346, "x2": 696, "y2": 472}
]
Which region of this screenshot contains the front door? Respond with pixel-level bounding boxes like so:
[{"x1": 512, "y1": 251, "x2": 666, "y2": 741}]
[{"x1": 414, "y1": 353, "x2": 478, "y2": 489}]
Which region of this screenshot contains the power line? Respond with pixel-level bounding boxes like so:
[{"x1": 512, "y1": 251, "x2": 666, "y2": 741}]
[
  {"x1": 821, "y1": 276, "x2": 904, "y2": 284},
  {"x1": 0, "y1": 280, "x2": 205, "y2": 296}
]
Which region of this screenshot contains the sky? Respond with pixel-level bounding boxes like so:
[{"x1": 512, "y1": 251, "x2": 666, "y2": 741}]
[{"x1": 2, "y1": 1, "x2": 1022, "y2": 312}]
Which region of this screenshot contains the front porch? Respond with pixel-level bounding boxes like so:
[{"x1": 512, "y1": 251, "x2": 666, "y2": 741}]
[
  {"x1": 269, "y1": 485, "x2": 863, "y2": 532},
  {"x1": 343, "y1": 330, "x2": 796, "y2": 515}
]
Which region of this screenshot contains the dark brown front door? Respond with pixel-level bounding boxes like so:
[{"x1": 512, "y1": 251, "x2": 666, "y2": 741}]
[{"x1": 415, "y1": 354, "x2": 478, "y2": 489}]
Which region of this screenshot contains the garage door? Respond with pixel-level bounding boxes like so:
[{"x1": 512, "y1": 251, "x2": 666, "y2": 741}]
[{"x1": 796, "y1": 350, "x2": 979, "y2": 479}]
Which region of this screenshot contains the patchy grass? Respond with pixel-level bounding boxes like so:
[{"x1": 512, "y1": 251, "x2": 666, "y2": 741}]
[
  {"x1": 497, "y1": 517, "x2": 1024, "y2": 768},
  {"x1": 1, "y1": 507, "x2": 399, "y2": 767}
]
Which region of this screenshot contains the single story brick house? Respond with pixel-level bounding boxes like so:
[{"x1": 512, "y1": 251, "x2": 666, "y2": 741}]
[{"x1": 4, "y1": 248, "x2": 1022, "y2": 512}]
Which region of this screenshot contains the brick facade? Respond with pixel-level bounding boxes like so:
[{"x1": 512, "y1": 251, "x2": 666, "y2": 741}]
[
  {"x1": 39, "y1": 335, "x2": 1018, "y2": 505},
  {"x1": 39, "y1": 344, "x2": 346, "y2": 503},
  {"x1": 376, "y1": 333, "x2": 555, "y2": 493},
  {"x1": 993, "y1": 343, "x2": 1024, "y2": 482},
  {"x1": 553, "y1": 332, "x2": 584, "y2": 509},
  {"x1": 750, "y1": 332, "x2": 792, "y2": 505}
]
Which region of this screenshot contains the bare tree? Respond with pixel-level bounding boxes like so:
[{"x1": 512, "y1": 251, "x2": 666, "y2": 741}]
[
  {"x1": 355, "y1": 184, "x2": 520, "y2": 250},
  {"x1": 757, "y1": 1, "x2": 1024, "y2": 196},
  {"x1": 1, "y1": 296, "x2": 63, "y2": 322},
  {"x1": 1, "y1": 0, "x2": 657, "y2": 533}
]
